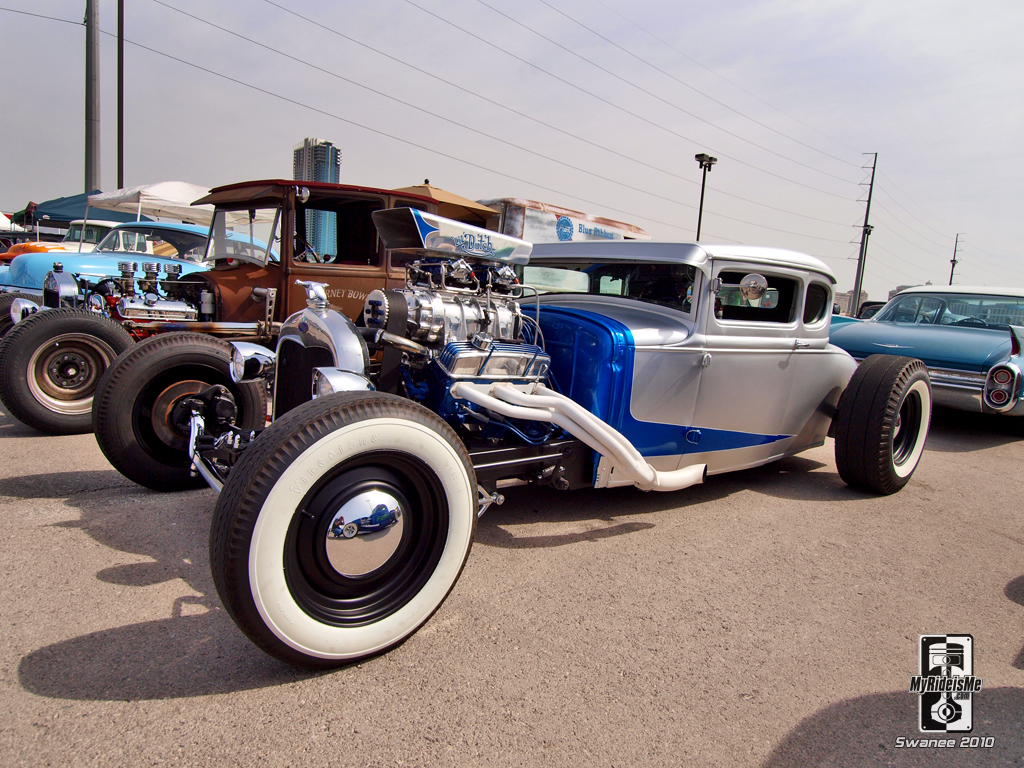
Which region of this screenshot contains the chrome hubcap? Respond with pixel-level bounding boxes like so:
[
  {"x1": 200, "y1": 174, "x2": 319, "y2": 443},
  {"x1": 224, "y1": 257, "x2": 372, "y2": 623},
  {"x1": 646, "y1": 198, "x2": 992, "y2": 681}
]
[{"x1": 325, "y1": 490, "x2": 404, "y2": 577}]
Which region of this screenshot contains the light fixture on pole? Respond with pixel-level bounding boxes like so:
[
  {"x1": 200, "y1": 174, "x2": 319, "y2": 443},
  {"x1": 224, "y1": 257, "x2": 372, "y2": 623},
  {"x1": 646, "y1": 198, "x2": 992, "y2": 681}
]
[{"x1": 694, "y1": 153, "x2": 717, "y2": 240}]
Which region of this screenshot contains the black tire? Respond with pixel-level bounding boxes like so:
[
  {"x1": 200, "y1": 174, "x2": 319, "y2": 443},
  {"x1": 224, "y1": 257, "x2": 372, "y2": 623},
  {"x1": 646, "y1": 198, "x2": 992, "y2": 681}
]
[
  {"x1": 209, "y1": 391, "x2": 477, "y2": 669},
  {"x1": 0, "y1": 308, "x2": 135, "y2": 434},
  {"x1": 0, "y1": 292, "x2": 39, "y2": 338},
  {"x1": 92, "y1": 332, "x2": 268, "y2": 492},
  {"x1": 834, "y1": 354, "x2": 931, "y2": 494}
]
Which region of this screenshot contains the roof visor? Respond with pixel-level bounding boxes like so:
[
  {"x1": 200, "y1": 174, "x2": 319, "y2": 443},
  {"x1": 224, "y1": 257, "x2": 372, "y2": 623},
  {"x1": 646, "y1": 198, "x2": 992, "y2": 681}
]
[{"x1": 372, "y1": 208, "x2": 532, "y2": 265}]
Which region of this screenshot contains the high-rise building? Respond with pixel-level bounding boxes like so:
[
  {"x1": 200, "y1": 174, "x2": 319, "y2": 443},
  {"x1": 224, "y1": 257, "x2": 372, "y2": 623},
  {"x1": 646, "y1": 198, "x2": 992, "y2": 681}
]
[{"x1": 292, "y1": 138, "x2": 341, "y2": 256}]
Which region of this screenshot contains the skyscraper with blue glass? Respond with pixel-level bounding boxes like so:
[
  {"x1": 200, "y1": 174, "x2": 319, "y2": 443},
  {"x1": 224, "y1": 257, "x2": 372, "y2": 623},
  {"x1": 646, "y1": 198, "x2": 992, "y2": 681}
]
[{"x1": 292, "y1": 138, "x2": 341, "y2": 256}]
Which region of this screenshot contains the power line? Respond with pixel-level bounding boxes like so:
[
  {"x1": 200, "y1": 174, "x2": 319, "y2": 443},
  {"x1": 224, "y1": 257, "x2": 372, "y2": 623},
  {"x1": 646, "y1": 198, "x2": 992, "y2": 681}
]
[
  {"x1": 401, "y1": 0, "x2": 857, "y2": 201},
  {"x1": 0, "y1": 4, "x2": 863, "y2": 246},
  {"x1": 586, "y1": 0, "x2": 864, "y2": 158},
  {"x1": 150, "y1": 0, "x2": 857, "y2": 243},
  {"x1": 873, "y1": 193, "x2": 950, "y2": 250},
  {"x1": 536, "y1": 0, "x2": 862, "y2": 170},
  {"x1": 0, "y1": 6, "x2": 80, "y2": 26},
  {"x1": 152, "y1": 0, "x2": 701, "y2": 214},
  {"x1": 471, "y1": 0, "x2": 859, "y2": 187},
  {"x1": 259, "y1": 0, "x2": 852, "y2": 229},
  {"x1": 876, "y1": 173, "x2": 953, "y2": 240}
]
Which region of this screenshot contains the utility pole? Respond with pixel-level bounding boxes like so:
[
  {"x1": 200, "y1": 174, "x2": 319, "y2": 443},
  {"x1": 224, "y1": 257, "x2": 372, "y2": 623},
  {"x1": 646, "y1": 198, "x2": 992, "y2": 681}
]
[
  {"x1": 850, "y1": 153, "x2": 877, "y2": 316},
  {"x1": 118, "y1": 0, "x2": 124, "y2": 189},
  {"x1": 949, "y1": 233, "x2": 963, "y2": 285},
  {"x1": 85, "y1": 0, "x2": 101, "y2": 193}
]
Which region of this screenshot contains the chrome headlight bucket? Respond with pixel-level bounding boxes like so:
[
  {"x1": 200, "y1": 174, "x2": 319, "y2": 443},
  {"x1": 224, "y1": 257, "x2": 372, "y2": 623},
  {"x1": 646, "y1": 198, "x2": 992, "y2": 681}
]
[
  {"x1": 312, "y1": 368, "x2": 375, "y2": 399},
  {"x1": 9, "y1": 297, "x2": 41, "y2": 325},
  {"x1": 984, "y1": 362, "x2": 1021, "y2": 412},
  {"x1": 229, "y1": 341, "x2": 276, "y2": 383}
]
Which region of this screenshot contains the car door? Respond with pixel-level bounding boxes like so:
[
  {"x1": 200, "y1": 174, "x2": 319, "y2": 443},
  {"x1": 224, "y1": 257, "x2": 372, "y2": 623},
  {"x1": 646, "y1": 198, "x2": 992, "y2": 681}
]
[{"x1": 691, "y1": 264, "x2": 819, "y2": 463}]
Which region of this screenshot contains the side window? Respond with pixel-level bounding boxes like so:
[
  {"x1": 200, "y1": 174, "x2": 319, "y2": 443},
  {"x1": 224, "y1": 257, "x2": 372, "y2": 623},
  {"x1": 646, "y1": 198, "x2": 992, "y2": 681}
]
[
  {"x1": 715, "y1": 271, "x2": 797, "y2": 323},
  {"x1": 880, "y1": 296, "x2": 921, "y2": 323},
  {"x1": 296, "y1": 199, "x2": 383, "y2": 266},
  {"x1": 803, "y1": 283, "x2": 830, "y2": 324}
]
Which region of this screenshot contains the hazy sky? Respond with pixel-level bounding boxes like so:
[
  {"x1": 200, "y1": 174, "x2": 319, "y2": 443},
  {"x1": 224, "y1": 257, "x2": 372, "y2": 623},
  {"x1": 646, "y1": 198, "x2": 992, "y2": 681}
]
[{"x1": 2, "y1": 0, "x2": 1022, "y2": 301}]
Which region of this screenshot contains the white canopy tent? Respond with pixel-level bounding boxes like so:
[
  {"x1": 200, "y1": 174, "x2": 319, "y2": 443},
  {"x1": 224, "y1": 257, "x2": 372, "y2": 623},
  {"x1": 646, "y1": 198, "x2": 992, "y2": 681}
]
[
  {"x1": 0, "y1": 212, "x2": 27, "y2": 232},
  {"x1": 87, "y1": 181, "x2": 214, "y2": 226}
]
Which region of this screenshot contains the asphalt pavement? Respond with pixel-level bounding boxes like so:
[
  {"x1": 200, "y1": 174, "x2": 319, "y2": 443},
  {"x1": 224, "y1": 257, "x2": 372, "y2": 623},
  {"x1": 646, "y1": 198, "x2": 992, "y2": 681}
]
[{"x1": 1, "y1": 404, "x2": 1022, "y2": 767}]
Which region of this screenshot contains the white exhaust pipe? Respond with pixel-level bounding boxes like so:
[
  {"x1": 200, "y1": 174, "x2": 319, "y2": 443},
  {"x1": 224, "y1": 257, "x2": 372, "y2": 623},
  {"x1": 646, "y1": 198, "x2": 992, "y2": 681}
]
[{"x1": 450, "y1": 381, "x2": 706, "y2": 492}]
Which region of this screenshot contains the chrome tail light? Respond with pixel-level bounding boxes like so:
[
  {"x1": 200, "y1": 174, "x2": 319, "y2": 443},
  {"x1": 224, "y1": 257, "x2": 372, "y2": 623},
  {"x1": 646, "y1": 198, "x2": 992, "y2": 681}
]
[{"x1": 984, "y1": 363, "x2": 1021, "y2": 412}]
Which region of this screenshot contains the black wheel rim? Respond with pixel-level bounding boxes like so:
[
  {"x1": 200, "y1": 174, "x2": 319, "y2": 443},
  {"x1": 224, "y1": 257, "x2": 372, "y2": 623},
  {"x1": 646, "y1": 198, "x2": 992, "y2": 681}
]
[
  {"x1": 132, "y1": 363, "x2": 228, "y2": 466},
  {"x1": 892, "y1": 386, "x2": 923, "y2": 467},
  {"x1": 284, "y1": 454, "x2": 449, "y2": 628}
]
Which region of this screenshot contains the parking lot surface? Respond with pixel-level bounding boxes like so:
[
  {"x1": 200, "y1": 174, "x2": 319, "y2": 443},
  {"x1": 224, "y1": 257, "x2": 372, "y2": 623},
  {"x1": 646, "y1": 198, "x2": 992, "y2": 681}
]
[{"x1": 1, "y1": 405, "x2": 1022, "y2": 766}]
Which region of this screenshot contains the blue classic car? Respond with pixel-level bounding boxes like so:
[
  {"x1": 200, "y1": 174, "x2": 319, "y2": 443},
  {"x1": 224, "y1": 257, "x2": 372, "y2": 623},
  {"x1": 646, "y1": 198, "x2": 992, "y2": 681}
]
[
  {"x1": 0, "y1": 221, "x2": 210, "y2": 337},
  {"x1": 829, "y1": 286, "x2": 1024, "y2": 423},
  {"x1": 95, "y1": 210, "x2": 932, "y2": 668},
  {"x1": 0, "y1": 221, "x2": 209, "y2": 297}
]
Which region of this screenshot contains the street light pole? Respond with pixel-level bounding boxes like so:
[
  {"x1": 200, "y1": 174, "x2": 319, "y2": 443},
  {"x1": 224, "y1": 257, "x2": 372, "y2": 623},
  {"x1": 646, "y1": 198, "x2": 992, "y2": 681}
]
[{"x1": 694, "y1": 153, "x2": 717, "y2": 240}]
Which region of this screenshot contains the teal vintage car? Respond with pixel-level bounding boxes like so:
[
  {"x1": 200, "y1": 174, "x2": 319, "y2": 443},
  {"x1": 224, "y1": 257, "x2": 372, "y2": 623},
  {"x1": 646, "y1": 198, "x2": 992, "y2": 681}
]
[{"x1": 830, "y1": 285, "x2": 1024, "y2": 422}]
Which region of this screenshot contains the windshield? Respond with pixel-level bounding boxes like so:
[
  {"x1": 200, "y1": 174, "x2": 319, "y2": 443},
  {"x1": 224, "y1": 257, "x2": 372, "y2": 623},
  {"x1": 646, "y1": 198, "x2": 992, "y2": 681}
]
[
  {"x1": 206, "y1": 208, "x2": 281, "y2": 265},
  {"x1": 523, "y1": 261, "x2": 698, "y2": 314},
  {"x1": 874, "y1": 293, "x2": 1024, "y2": 329},
  {"x1": 63, "y1": 223, "x2": 110, "y2": 245},
  {"x1": 96, "y1": 226, "x2": 208, "y2": 261}
]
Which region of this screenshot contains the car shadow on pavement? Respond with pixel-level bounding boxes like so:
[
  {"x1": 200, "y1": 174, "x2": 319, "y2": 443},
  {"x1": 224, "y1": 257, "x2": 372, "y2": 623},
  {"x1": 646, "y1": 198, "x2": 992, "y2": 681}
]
[
  {"x1": 925, "y1": 408, "x2": 1023, "y2": 453},
  {"x1": 18, "y1": 607, "x2": 321, "y2": 701},
  {"x1": 15, "y1": 485, "x2": 331, "y2": 700},
  {"x1": 0, "y1": 469, "x2": 135, "y2": 498},
  {"x1": 761, "y1": 687, "x2": 1024, "y2": 767},
  {"x1": 475, "y1": 454, "x2": 858, "y2": 550}
]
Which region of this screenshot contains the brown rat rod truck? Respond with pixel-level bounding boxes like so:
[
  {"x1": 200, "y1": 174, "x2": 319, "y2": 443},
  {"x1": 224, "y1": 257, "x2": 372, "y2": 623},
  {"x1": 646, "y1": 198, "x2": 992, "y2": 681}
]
[{"x1": 0, "y1": 180, "x2": 454, "y2": 447}]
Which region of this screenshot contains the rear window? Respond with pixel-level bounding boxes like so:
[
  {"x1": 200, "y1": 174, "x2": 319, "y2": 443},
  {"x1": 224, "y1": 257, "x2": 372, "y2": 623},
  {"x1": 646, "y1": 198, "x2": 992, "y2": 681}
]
[{"x1": 804, "y1": 283, "x2": 830, "y2": 324}]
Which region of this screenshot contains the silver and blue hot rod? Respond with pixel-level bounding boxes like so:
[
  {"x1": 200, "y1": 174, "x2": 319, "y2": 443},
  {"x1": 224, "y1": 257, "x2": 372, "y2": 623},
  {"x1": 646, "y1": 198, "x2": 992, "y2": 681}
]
[{"x1": 93, "y1": 208, "x2": 932, "y2": 668}]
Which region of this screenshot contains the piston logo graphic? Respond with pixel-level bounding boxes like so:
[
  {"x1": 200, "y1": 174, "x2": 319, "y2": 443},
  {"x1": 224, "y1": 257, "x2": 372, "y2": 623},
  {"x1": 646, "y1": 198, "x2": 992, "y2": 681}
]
[{"x1": 909, "y1": 635, "x2": 982, "y2": 732}]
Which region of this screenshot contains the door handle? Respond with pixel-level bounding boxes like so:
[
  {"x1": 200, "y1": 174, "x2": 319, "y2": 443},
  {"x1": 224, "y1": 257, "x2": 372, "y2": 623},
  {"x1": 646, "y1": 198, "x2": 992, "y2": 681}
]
[{"x1": 795, "y1": 340, "x2": 811, "y2": 349}]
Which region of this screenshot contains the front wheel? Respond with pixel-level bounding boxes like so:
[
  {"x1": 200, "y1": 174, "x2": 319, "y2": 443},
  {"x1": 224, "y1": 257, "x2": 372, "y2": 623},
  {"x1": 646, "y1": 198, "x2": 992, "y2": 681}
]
[
  {"x1": 834, "y1": 354, "x2": 931, "y2": 494},
  {"x1": 0, "y1": 308, "x2": 135, "y2": 434},
  {"x1": 92, "y1": 332, "x2": 268, "y2": 491},
  {"x1": 209, "y1": 391, "x2": 477, "y2": 669}
]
